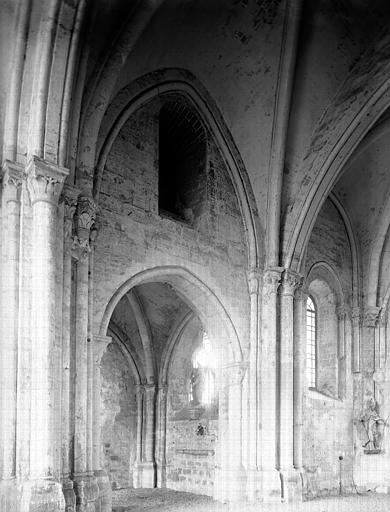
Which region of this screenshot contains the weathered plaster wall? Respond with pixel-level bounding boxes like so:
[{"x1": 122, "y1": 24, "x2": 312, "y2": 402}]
[
  {"x1": 100, "y1": 342, "x2": 137, "y2": 490},
  {"x1": 166, "y1": 316, "x2": 218, "y2": 497},
  {"x1": 305, "y1": 198, "x2": 352, "y2": 303},
  {"x1": 93, "y1": 96, "x2": 250, "y2": 359},
  {"x1": 110, "y1": 0, "x2": 287, "y2": 222},
  {"x1": 303, "y1": 197, "x2": 354, "y2": 497}
]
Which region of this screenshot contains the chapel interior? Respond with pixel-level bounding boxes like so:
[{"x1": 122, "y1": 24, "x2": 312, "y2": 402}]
[{"x1": 2, "y1": 0, "x2": 390, "y2": 511}]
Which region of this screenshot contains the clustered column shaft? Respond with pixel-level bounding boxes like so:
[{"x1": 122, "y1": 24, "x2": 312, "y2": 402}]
[{"x1": 0, "y1": 161, "x2": 23, "y2": 484}]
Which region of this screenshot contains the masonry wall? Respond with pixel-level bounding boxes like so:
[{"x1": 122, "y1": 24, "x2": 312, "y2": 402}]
[
  {"x1": 100, "y1": 342, "x2": 137, "y2": 490},
  {"x1": 165, "y1": 316, "x2": 217, "y2": 497},
  {"x1": 303, "y1": 198, "x2": 354, "y2": 497},
  {"x1": 93, "y1": 95, "x2": 250, "y2": 357}
]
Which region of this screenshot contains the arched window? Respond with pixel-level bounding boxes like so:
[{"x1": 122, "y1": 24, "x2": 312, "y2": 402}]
[
  {"x1": 158, "y1": 100, "x2": 207, "y2": 223},
  {"x1": 306, "y1": 296, "x2": 317, "y2": 389},
  {"x1": 189, "y1": 332, "x2": 216, "y2": 406},
  {"x1": 306, "y1": 272, "x2": 341, "y2": 399}
]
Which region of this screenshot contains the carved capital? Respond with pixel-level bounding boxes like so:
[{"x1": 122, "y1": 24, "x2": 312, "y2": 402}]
[
  {"x1": 363, "y1": 307, "x2": 381, "y2": 328},
  {"x1": 280, "y1": 270, "x2": 302, "y2": 297},
  {"x1": 247, "y1": 267, "x2": 261, "y2": 295},
  {"x1": 262, "y1": 268, "x2": 282, "y2": 297},
  {"x1": 2, "y1": 160, "x2": 24, "y2": 203},
  {"x1": 26, "y1": 156, "x2": 68, "y2": 206},
  {"x1": 221, "y1": 362, "x2": 248, "y2": 387},
  {"x1": 336, "y1": 305, "x2": 347, "y2": 321},
  {"x1": 76, "y1": 195, "x2": 98, "y2": 240},
  {"x1": 93, "y1": 334, "x2": 112, "y2": 364}
]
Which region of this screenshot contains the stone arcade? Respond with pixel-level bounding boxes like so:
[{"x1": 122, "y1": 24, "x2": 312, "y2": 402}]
[{"x1": 1, "y1": 0, "x2": 390, "y2": 510}]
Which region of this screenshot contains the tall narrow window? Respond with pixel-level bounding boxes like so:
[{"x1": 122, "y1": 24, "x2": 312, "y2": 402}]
[
  {"x1": 159, "y1": 100, "x2": 207, "y2": 222},
  {"x1": 306, "y1": 296, "x2": 317, "y2": 388}
]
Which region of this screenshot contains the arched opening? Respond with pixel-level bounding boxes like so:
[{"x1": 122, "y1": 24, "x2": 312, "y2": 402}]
[
  {"x1": 306, "y1": 295, "x2": 317, "y2": 389},
  {"x1": 307, "y1": 279, "x2": 339, "y2": 398},
  {"x1": 98, "y1": 267, "x2": 245, "y2": 503},
  {"x1": 158, "y1": 100, "x2": 207, "y2": 223}
]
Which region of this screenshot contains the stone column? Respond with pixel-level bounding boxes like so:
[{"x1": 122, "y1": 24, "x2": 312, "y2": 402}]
[
  {"x1": 86, "y1": 223, "x2": 99, "y2": 508},
  {"x1": 362, "y1": 307, "x2": 380, "y2": 373},
  {"x1": 352, "y1": 307, "x2": 361, "y2": 373},
  {"x1": 133, "y1": 384, "x2": 144, "y2": 488},
  {"x1": 293, "y1": 285, "x2": 307, "y2": 472},
  {"x1": 260, "y1": 268, "x2": 282, "y2": 501},
  {"x1": 72, "y1": 194, "x2": 97, "y2": 511},
  {"x1": 0, "y1": 161, "x2": 23, "y2": 510},
  {"x1": 246, "y1": 268, "x2": 261, "y2": 500},
  {"x1": 92, "y1": 334, "x2": 112, "y2": 512},
  {"x1": 214, "y1": 381, "x2": 228, "y2": 502},
  {"x1": 156, "y1": 384, "x2": 168, "y2": 488},
  {"x1": 219, "y1": 362, "x2": 248, "y2": 502},
  {"x1": 337, "y1": 306, "x2": 347, "y2": 399},
  {"x1": 22, "y1": 156, "x2": 68, "y2": 511},
  {"x1": 141, "y1": 383, "x2": 156, "y2": 487},
  {"x1": 279, "y1": 270, "x2": 302, "y2": 502},
  {"x1": 61, "y1": 185, "x2": 79, "y2": 510},
  {"x1": 378, "y1": 314, "x2": 387, "y2": 370}
]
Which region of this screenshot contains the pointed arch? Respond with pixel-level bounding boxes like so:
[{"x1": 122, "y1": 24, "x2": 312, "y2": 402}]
[
  {"x1": 90, "y1": 68, "x2": 263, "y2": 270},
  {"x1": 99, "y1": 266, "x2": 243, "y2": 364},
  {"x1": 282, "y1": 33, "x2": 390, "y2": 271}
]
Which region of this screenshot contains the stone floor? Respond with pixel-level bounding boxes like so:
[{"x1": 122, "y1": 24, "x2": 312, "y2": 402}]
[{"x1": 112, "y1": 489, "x2": 390, "y2": 512}]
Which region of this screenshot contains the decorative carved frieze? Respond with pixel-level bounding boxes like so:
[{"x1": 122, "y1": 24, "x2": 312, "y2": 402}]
[
  {"x1": 26, "y1": 156, "x2": 68, "y2": 206},
  {"x1": 1, "y1": 160, "x2": 24, "y2": 203}
]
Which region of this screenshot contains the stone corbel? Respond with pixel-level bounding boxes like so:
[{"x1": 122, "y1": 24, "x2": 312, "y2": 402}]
[
  {"x1": 221, "y1": 361, "x2": 248, "y2": 388},
  {"x1": 93, "y1": 334, "x2": 112, "y2": 365}
]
